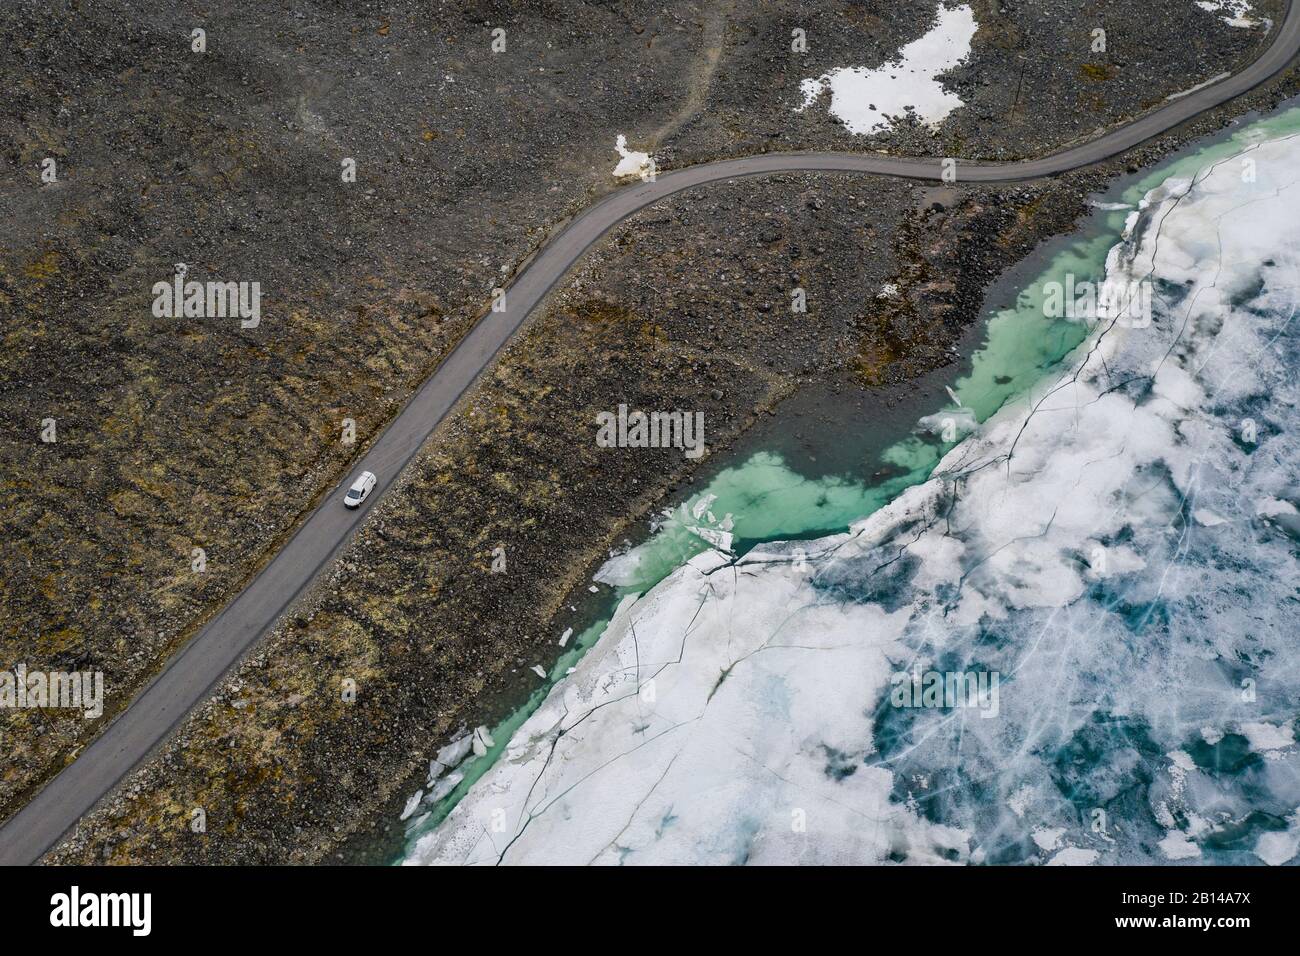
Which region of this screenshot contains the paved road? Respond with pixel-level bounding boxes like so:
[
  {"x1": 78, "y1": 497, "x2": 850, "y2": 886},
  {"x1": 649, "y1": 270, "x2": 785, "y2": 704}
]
[{"x1": 3, "y1": 4, "x2": 1298, "y2": 865}]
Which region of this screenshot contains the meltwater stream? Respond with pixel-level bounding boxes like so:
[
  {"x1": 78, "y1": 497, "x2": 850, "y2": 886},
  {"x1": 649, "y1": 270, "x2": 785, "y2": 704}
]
[{"x1": 400, "y1": 107, "x2": 1300, "y2": 865}]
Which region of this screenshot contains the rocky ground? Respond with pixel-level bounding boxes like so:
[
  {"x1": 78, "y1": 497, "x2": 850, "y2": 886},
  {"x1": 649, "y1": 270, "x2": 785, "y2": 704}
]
[
  {"x1": 0, "y1": 0, "x2": 1291, "y2": 861},
  {"x1": 0, "y1": 0, "x2": 720, "y2": 820}
]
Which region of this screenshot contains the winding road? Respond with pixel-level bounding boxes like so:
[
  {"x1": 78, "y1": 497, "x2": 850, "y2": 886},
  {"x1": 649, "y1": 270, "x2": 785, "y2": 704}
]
[{"x1": 3, "y1": 3, "x2": 1298, "y2": 865}]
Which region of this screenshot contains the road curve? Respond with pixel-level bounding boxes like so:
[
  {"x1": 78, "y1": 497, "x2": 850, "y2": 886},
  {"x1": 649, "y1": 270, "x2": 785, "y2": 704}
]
[{"x1": 2, "y1": 3, "x2": 1297, "y2": 865}]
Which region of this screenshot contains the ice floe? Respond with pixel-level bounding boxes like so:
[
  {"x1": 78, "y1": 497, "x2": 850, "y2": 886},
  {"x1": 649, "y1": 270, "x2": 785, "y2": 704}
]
[{"x1": 1254, "y1": 812, "x2": 1300, "y2": 865}]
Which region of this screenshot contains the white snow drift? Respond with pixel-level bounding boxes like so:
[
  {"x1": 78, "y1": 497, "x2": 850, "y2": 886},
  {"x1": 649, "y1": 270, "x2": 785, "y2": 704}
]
[{"x1": 797, "y1": 4, "x2": 977, "y2": 135}]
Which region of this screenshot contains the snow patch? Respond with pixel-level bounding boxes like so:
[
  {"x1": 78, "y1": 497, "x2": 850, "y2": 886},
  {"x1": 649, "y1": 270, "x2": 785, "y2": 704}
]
[
  {"x1": 797, "y1": 4, "x2": 977, "y2": 135},
  {"x1": 1196, "y1": 0, "x2": 1259, "y2": 27},
  {"x1": 612, "y1": 134, "x2": 653, "y2": 179}
]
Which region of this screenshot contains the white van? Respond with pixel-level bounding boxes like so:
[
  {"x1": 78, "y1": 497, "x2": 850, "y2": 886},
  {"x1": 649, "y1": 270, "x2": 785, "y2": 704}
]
[{"x1": 344, "y1": 471, "x2": 377, "y2": 508}]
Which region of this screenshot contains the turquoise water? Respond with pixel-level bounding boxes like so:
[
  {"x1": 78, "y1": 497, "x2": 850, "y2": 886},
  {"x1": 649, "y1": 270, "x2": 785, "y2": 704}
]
[{"x1": 397, "y1": 103, "x2": 1300, "y2": 859}]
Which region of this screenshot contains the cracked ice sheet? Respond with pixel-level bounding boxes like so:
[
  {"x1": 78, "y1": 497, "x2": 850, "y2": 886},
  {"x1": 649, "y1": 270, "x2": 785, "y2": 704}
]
[
  {"x1": 407, "y1": 565, "x2": 961, "y2": 864},
  {"x1": 408, "y1": 133, "x2": 1300, "y2": 865}
]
